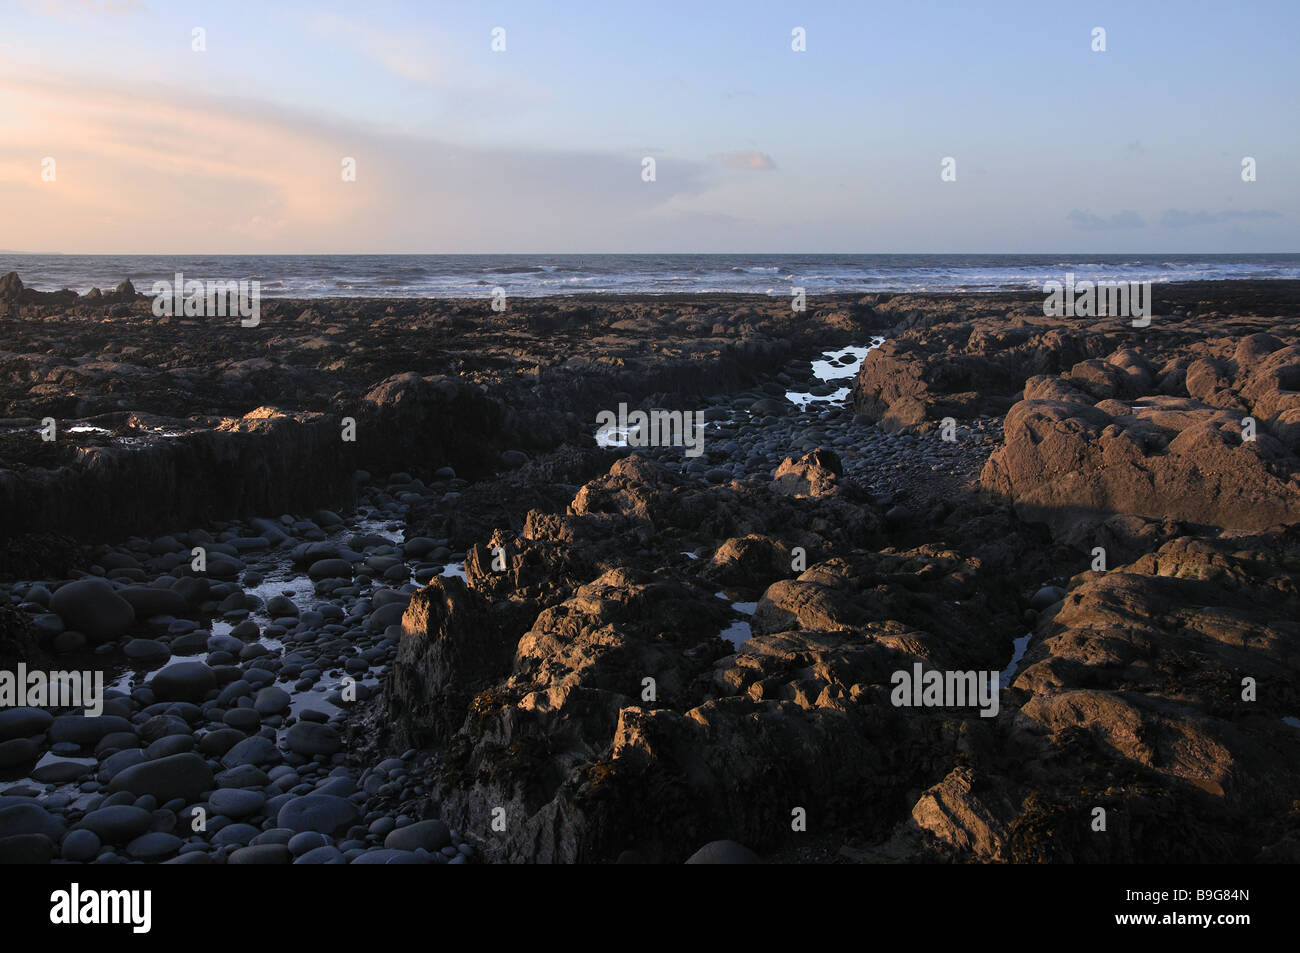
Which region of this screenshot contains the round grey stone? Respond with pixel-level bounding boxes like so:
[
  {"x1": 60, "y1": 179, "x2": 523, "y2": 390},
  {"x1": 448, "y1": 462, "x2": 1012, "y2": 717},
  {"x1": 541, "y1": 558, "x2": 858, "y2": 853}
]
[
  {"x1": 125, "y1": 831, "x2": 182, "y2": 860},
  {"x1": 208, "y1": 788, "x2": 265, "y2": 819},
  {"x1": 49, "y1": 578, "x2": 135, "y2": 642},
  {"x1": 74, "y1": 805, "x2": 153, "y2": 844},
  {"x1": 149, "y1": 662, "x2": 216, "y2": 703},
  {"x1": 384, "y1": 819, "x2": 450, "y2": 853},
  {"x1": 228, "y1": 844, "x2": 292, "y2": 864},
  {"x1": 61, "y1": 828, "x2": 102, "y2": 862},
  {"x1": 276, "y1": 794, "x2": 359, "y2": 836}
]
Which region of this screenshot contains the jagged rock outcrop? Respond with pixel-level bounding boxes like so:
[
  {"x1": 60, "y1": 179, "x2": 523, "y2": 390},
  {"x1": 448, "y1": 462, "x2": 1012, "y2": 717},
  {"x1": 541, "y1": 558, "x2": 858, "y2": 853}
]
[
  {"x1": 981, "y1": 336, "x2": 1300, "y2": 533},
  {"x1": 379, "y1": 451, "x2": 1043, "y2": 863},
  {"x1": 854, "y1": 319, "x2": 1112, "y2": 432}
]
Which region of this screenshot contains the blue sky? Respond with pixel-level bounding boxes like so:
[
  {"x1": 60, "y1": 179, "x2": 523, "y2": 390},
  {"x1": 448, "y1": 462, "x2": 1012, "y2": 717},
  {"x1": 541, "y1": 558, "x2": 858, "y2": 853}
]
[{"x1": 1, "y1": 0, "x2": 1295, "y2": 252}]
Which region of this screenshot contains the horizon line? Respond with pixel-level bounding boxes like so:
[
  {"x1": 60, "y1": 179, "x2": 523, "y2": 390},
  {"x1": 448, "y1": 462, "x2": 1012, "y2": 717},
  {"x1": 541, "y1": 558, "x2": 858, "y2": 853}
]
[{"x1": 4, "y1": 251, "x2": 1300, "y2": 258}]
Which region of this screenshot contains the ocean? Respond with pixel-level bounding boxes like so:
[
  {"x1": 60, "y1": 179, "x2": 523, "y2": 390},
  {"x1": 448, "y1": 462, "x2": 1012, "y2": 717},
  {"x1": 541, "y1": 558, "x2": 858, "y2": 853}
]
[{"x1": 2, "y1": 253, "x2": 1298, "y2": 299}]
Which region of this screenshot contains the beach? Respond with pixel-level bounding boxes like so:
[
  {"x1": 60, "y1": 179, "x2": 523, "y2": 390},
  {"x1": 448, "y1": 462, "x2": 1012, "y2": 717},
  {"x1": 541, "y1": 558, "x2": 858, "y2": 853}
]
[{"x1": 1, "y1": 276, "x2": 1298, "y2": 864}]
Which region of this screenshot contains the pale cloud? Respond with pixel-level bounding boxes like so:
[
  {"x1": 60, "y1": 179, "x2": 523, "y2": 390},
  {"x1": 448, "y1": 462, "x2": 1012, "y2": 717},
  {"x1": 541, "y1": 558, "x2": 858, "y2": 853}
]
[
  {"x1": 20, "y1": 0, "x2": 145, "y2": 18},
  {"x1": 295, "y1": 11, "x2": 546, "y2": 118},
  {"x1": 0, "y1": 74, "x2": 364, "y2": 235},
  {"x1": 710, "y1": 150, "x2": 777, "y2": 171},
  {"x1": 306, "y1": 11, "x2": 443, "y2": 85},
  {"x1": 1066, "y1": 209, "x2": 1146, "y2": 231},
  {"x1": 1160, "y1": 208, "x2": 1282, "y2": 228},
  {"x1": 0, "y1": 71, "x2": 717, "y2": 253}
]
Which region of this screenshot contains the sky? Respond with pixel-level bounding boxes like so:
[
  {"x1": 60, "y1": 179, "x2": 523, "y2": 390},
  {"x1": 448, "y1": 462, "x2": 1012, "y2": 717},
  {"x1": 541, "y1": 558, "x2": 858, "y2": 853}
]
[{"x1": 0, "y1": 0, "x2": 1296, "y2": 253}]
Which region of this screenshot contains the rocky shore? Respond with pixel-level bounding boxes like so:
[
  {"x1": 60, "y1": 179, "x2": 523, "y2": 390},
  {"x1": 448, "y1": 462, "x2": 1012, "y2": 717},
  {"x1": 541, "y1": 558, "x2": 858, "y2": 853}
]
[{"x1": 1, "y1": 277, "x2": 1297, "y2": 864}]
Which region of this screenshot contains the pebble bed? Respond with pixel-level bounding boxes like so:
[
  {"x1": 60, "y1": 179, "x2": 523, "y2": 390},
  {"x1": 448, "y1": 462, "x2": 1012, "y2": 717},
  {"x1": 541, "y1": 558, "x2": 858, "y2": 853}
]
[{"x1": 1, "y1": 481, "x2": 477, "y2": 864}]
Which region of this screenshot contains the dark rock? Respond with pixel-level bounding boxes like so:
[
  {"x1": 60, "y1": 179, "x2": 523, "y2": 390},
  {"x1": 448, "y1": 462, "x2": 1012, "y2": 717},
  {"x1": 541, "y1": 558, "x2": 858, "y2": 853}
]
[
  {"x1": 74, "y1": 805, "x2": 153, "y2": 843},
  {"x1": 0, "y1": 706, "x2": 53, "y2": 740},
  {"x1": 684, "y1": 840, "x2": 762, "y2": 864},
  {"x1": 0, "y1": 833, "x2": 54, "y2": 864},
  {"x1": 285, "y1": 722, "x2": 341, "y2": 757},
  {"x1": 0, "y1": 803, "x2": 64, "y2": 841},
  {"x1": 148, "y1": 662, "x2": 216, "y2": 703},
  {"x1": 105, "y1": 752, "x2": 213, "y2": 803},
  {"x1": 276, "y1": 795, "x2": 360, "y2": 836},
  {"x1": 383, "y1": 819, "x2": 450, "y2": 852},
  {"x1": 49, "y1": 579, "x2": 135, "y2": 642},
  {"x1": 228, "y1": 844, "x2": 292, "y2": 864}
]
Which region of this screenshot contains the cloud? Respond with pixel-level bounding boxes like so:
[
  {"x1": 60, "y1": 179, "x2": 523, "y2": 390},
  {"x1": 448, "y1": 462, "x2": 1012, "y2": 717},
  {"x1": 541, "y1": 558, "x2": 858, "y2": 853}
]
[
  {"x1": 1066, "y1": 209, "x2": 1146, "y2": 231},
  {"x1": 709, "y1": 150, "x2": 776, "y2": 171},
  {"x1": 295, "y1": 12, "x2": 544, "y2": 114},
  {"x1": 20, "y1": 0, "x2": 144, "y2": 17},
  {"x1": 1160, "y1": 208, "x2": 1282, "y2": 228},
  {"x1": 307, "y1": 12, "x2": 442, "y2": 84},
  {"x1": 0, "y1": 71, "x2": 717, "y2": 252}
]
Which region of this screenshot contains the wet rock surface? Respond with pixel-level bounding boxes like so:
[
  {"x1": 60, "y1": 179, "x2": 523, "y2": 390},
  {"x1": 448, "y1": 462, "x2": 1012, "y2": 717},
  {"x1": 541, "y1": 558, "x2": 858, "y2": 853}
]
[{"x1": 0, "y1": 465, "x2": 482, "y2": 864}]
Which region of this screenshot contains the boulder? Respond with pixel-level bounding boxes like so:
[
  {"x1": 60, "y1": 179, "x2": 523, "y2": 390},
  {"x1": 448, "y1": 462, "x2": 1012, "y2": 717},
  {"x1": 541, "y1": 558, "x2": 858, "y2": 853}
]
[
  {"x1": 148, "y1": 662, "x2": 216, "y2": 703},
  {"x1": 105, "y1": 752, "x2": 213, "y2": 803},
  {"x1": 383, "y1": 819, "x2": 450, "y2": 852},
  {"x1": 49, "y1": 578, "x2": 135, "y2": 642},
  {"x1": 276, "y1": 795, "x2": 360, "y2": 836}
]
